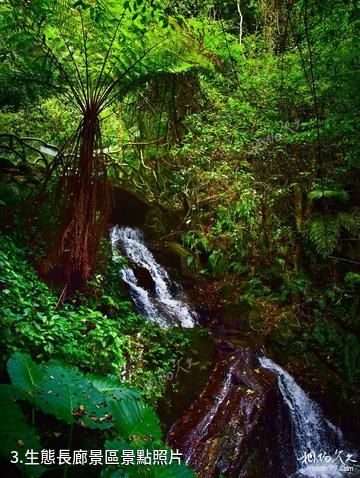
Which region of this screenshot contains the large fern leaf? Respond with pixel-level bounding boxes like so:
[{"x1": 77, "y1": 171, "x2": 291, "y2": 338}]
[
  {"x1": 308, "y1": 215, "x2": 340, "y2": 256},
  {"x1": 338, "y1": 210, "x2": 360, "y2": 236}
]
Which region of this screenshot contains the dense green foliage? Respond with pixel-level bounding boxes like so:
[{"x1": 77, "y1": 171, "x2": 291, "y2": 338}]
[
  {"x1": 111, "y1": 0, "x2": 360, "y2": 395},
  {"x1": 0, "y1": 235, "x2": 191, "y2": 401},
  {"x1": 0, "y1": 0, "x2": 360, "y2": 475}
]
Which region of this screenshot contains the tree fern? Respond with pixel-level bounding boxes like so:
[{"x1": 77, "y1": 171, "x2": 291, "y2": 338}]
[{"x1": 0, "y1": 0, "x2": 210, "y2": 287}]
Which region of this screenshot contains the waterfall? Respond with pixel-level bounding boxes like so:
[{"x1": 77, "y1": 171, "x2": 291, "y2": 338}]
[
  {"x1": 259, "y1": 357, "x2": 356, "y2": 478},
  {"x1": 110, "y1": 225, "x2": 196, "y2": 328}
]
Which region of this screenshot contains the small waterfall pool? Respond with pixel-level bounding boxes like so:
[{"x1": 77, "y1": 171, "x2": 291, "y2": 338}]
[{"x1": 110, "y1": 225, "x2": 197, "y2": 328}]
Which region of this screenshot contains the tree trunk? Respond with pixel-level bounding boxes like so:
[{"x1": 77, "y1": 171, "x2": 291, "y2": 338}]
[{"x1": 58, "y1": 104, "x2": 111, "y2": 292}]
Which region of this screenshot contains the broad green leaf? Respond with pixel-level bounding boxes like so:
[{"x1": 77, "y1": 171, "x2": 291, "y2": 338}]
[
  {"x1": 33, "y1": 361, "x2": 111, "y2": 428},
  {"x1": 88, "y1": 373, "x2": 140, "y2": 400},
  {"x1": 7, "y1": 353, "x2": 112, "y2": 428},
  {"x1": 7, "y1": 351, "x2": 44, "y2": 392},
  {"x1": 109, "y1": 398, "x2": 162, "y2": 440}
]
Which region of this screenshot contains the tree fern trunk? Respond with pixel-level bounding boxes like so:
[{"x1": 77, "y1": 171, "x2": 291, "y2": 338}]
[{"x1": 58, "y1": 104, "x2": 111, "y2": 291}]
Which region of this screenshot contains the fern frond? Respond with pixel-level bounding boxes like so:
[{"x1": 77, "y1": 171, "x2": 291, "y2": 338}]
[
  {"x1": 308, "y1": 189, "x2": 349, "y2": 202},
  {"x1": 308, "y1": 215, "x2": 340, "y2": 257},
  {"x1": 338, "y1": 209, "x2": 360, "y2": 236}
]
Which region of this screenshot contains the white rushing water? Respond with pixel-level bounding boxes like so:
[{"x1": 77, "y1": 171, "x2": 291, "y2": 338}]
[
  {"x1": 259, "y1": 357, "x2": 358, "y2": 478},
  {"x1": 110, "y1": 225, "x2": 196, "y2": 328}
]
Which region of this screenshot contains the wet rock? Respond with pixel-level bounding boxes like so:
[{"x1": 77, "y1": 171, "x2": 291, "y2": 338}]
[
  {"x1": 167, "y1": 346, "x2": 295, "y2": 478},
  {"x1": 165, "y1": 241, "x2": 199, "y2": 277},
  {"x1": 216, "y1": 341, "x2": 237, "y2": 353},
  {"x1": 148, "y1": 240, "x2": 197, "y2": 286},
  {"x1": 132, "y1": 265, "x2": 156, "y2": 295},
  {"x1": 168, "y1": 280, "x2": 182, "y2": 296},
  {"x1": 189, "y1": 282, "x2": 223, "y2": 328},
  {"x1": 143, "y1": 206, "x2": 169, "y2": 236}
]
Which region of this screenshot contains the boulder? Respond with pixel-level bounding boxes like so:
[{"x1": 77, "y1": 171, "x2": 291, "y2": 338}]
[
  {"x1": 167, "y1": 344, "x2": 296, "y2": 478},
  {"x1": 110, "y1": 186, "x2": 172, "y2": 238},
  {"x1": 132, "y1": 265, "x2": 156, "y2": 295},
  {"x1": 110, "y1": 187, "x2": 151, "y2": 228},
  {"x1": 166, "y1": 241, "x2": 195, "y2": 276}
]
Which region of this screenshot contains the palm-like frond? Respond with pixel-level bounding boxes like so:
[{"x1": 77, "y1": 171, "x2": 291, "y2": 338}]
[{"x1": 0, "y1": 0, "x2": 209, "y2": 288}]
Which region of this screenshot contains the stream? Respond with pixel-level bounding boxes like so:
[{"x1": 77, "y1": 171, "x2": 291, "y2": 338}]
[{"x1": 111, "y1": 225, "x2": 359, "y2": 478}]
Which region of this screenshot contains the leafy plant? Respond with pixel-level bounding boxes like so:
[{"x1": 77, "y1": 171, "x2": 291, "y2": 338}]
[
  {"x1": 0, "y1": 234, "x2": 192, "y2": 399},
  {"x1": 307, "y1": 215, "x2": 340, "y2": 257},
  {"x1": 0, "y1": 0, "x2": 210, "y2": 286},
  {"x1": 0, "y1": 352, "x2": 192, "y2": 477}
]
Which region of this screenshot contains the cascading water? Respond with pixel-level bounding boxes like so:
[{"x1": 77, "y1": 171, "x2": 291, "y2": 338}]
[
  {"x1": 169, "y1": 348, "x2": 358, "y2": 478},
  {"x1": 260, "y1": 357, "x2": 357, "y2": 478},
  {"x1": 110, "y1": 225, "x2": 196, "y2": 328},
  {"x1": 110, "y1": 225, "x2": 357, "y2": 478}
]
